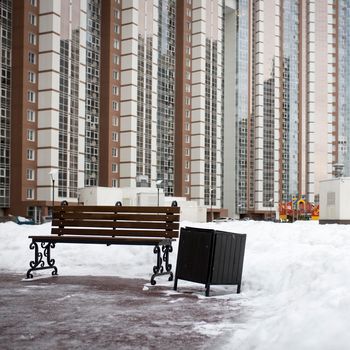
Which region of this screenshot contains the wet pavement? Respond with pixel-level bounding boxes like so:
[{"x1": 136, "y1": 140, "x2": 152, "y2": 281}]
[{"x1": 0, "y1": 274, "x2": 242, "y2": 350}]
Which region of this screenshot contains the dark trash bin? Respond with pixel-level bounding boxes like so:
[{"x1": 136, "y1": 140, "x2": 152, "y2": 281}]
[{"x1": 174, "y1": 227, "x2": 246, "y2": 296}]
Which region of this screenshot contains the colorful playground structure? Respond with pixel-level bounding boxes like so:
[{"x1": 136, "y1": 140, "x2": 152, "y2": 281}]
[{"x1": 279, "y1": 198, "x2": 319, "y2": 222}]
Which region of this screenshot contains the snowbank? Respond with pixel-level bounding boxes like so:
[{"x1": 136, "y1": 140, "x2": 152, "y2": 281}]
[
  {"x1": 1, "y1": 220, "x2": 350, "y2": 349},
  {"x1": 0, "y1": 221, "x2": 169, "y2": 278}
]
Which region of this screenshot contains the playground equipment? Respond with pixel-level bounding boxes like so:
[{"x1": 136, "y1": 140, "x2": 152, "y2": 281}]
[{"x1": 279, "y1": 199, "x2": 319, "y2": 222}]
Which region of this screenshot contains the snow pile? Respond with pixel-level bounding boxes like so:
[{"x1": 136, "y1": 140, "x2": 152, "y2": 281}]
[
  {"x1": 0, "y1": 221, "x2": 167, "y2": 278},
  {"x1": 214, "y1": 220, "x2": 350, "y2": 350},
  {"x1": 1, "y1": 219, "x2": 350, "y2": 349}
]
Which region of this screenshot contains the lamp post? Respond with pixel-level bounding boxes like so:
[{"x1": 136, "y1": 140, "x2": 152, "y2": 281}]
[
  {"x1": 269, "y1": 198, "x2": 273, "y2": 221},
  {"x1": 156, "y1": 179, "x2": 163, "y2": 206},
  {"x1": 210, "y1": 187, "x2": 214, "y2": 222},
  {"x1": 49, "y1": 170, "x2": 57, "y2": 216},
  {"x1": 238, "y1": 203, "x2": 242, "y2": 219}
]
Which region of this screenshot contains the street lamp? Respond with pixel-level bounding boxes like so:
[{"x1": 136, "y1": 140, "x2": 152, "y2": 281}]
[
  {"x1": 269, "y1": 198, "x2": 273, "y2": 220},
  {"x1": 156, "y1": 180, "x2": 163, "y2": 206},
  {"x1": 49, "y1": 170, "x2": 58, "y2": 215},
  {"x1": 210, "y1": 187, "x2": 214, "y2": 222},
  {"x1": 238, "y1": 203, "x2": 242, "y2": 219}
]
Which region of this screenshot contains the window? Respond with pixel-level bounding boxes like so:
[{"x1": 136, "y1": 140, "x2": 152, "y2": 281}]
[
  {"x1": 27, "y1": 110, "x2": 35, "y2": 122},
  {"x1": 29, "y1": 13, "x2": 37, "y2": 26},
  {"x1": 29, "y1": 33, "x2": 37, "y2": 45},
  {"x1": 27, "y1": 149, "x2": 35, "y2": 160},
  {"x1": 185, "y1": 187, "x2": 190, "y2": 195},
  {"x1": 26, "y1": 188, "x2": 34, "y2": 199},
  {"x1": 185, "y1": 135, "x2": 190, "y2": 143},
  {"x1": 0, "y1": 189, "x2": 5, "y2": 197},
  {"x1": 185, "y1": 110, "x2": 190, "y2": 118},
  {"x1": 112, "y1": 86, "x2": 119, "y2": 95},
  {"x1": 185, "y1": 148, "x2": 190, "y2": 156},
  {"x1": 27, "y1": 130, "x2": 35, "y2": 141},
  {"x1": 1, "y1": 9, "x2": 9, "y2": 19},
  {"x1": 30, "y1": 0, "x2": 37, "y2": 7},
  {"x1": 185, "y1": 97, "x2": 190, "y2": 105},
  {"x1": 113, "y1": 70, "x2": 119, "y2": 80},
  {"x1": 26, "y1": 169, "x2": 35, "y2": 180},
  {"x1": 28, "y1": 90, "x2": 36, "y2": 103},
  {"x1": 2, "y1": 29, "x2": 9, "y2": 39},
  {"x1": 112, "y1": 179, "x2": 118, "y2": 187},
  {"x1": 29, "y1": 52, "x2": 36, "y2": 64},
  {"x1": 28, "y1": 71, "x2": 36, "y2": 83},
  {"x1": 113, "y1": 55, "x2": 120, "y2": 65},
  {"x1": 185, "y1": 173, "x2": 190, "y2": 182},
  {"x1": 186, "y1": 71, "x2": 191, "y2": 80},
  {"x1": 112, "y1": 101, "x2": 119, "y2": 111},
  {"x1": 185, "y1": 123, "x2": 190, "y2": 131},
  {"x1": 185, "y1": 161, "x2": 190, "y2": 169},
  {"x1": 112, "y1": 132, "x2": 119, "y2": 142},
  {"x1": 112, "y1": 117, "x2": 119, "y2": 126},
  {"x1": 0, "y1": 168, "x2": 5, "y2": 177},
  {"x1": 112, "y1": 163, "x2": 118, "y2": 173},
  {"x1": 113, "y1": 39, "x2": 120, "y2": 49},
  {"x1": 112, "y1": 148, "x2": 118, "y2": 157}
]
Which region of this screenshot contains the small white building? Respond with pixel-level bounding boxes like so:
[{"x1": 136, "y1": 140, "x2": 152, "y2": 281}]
[
  {"x1": 319, "y1": 177, "x2": 350, "y2": 224},
  {"x1": 78, "y1": 187, "x2": 207, "y2": 223}
]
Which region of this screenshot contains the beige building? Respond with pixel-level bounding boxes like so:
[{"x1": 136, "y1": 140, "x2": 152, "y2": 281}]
[
  {"x1": 224, "y1": 0, "x2": 347, "y2": 219},
  {"x1": 2, "y1": 0, "x2": 348, "y2": 221},
  {"x1": 3, "y1": 0, "x2": 227, "y2": 220}
]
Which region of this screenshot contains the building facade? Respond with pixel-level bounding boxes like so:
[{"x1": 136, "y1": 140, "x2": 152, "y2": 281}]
[
  {"x1": 2, "y1": 0, "x2": 350, "y2": 220},
  {"x1": 337, "y1": 0, "x2": 350, "y2": 176},
  {"x1": 224, "y1": 0, "x2": 350, "y2": 219},
  {"x1": 3, "y1": 0, "x2": 225, "y2": 219},
  {"x1": 0, "y1": 0, "x2": 12, "y2": 210}
]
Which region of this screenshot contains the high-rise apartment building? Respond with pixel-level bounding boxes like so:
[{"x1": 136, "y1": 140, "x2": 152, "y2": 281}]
[
  {"x1": 2, "y1": 0, "x2": 225, "y2": 219},
  {"x1": 224, "y1": 0, "x2": 350, "y2": 219},
  {"x1": 0, "y1": 0, "x2": 12, "y2": 210},
  {"x1": 337, "y1": 0, "x2": 350, "y2": 176},
  {"x1": 189, "y1": 0, "x2": 224, "y2": 208},
  {"x1": 11, "y1": 0, "x2": 41, "y2": 220},
  {"x1": 2, "y1": 0, "x2": 349, "y2": 221}
]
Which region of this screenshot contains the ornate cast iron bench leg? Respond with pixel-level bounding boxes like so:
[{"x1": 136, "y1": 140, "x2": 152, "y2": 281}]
[
  {"x1": 26, "y1": 241, "x2": 58, "y2": 279},
  {"x1": 150, "y1": 243, "x2": 173, "y2": 285}
]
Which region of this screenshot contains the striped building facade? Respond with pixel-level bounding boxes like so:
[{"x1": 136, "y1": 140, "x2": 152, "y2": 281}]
[
  {"x1": 1, "y1": 0, "x2": 350, "y2": 221},
  {"x1": 2, "y1": 0, "x2": 225, "y2": 219}
]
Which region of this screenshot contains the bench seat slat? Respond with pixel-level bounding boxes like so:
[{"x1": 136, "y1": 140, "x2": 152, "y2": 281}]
[
  {"x1": 51, "y1": 228, "x2": 179, "y2": 238},
  {"x1": 53, "y1": 212, "x2": 179, "y2": 222},
  {"x1": 53, "y1": 205, "x2": 180, "y2": 214},
  {"x1": 52, "y1": 219, "x2": 179, "y2": 230},
  {"x1": 29, "y1": 235, "x2": 170, "y2": 246}
]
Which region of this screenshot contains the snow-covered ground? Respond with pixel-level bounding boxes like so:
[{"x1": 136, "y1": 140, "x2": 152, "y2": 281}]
[{"x1": 1, "y1": 220, "x2": 350, "y2": 349}]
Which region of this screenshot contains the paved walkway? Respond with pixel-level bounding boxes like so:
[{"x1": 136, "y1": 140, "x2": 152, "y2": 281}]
[{"x1": 0, "y1": 274, "x2": 242, "y2": 350}]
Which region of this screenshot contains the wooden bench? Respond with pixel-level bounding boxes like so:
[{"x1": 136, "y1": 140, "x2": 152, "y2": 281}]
[{"x1": 26, "y1": 201, "x2": 180, "y2": 285}]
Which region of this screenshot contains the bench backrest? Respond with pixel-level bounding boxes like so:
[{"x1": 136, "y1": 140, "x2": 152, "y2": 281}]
[{"x1": 52, "y1": 204, "x2": 180, "y2": 239}]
